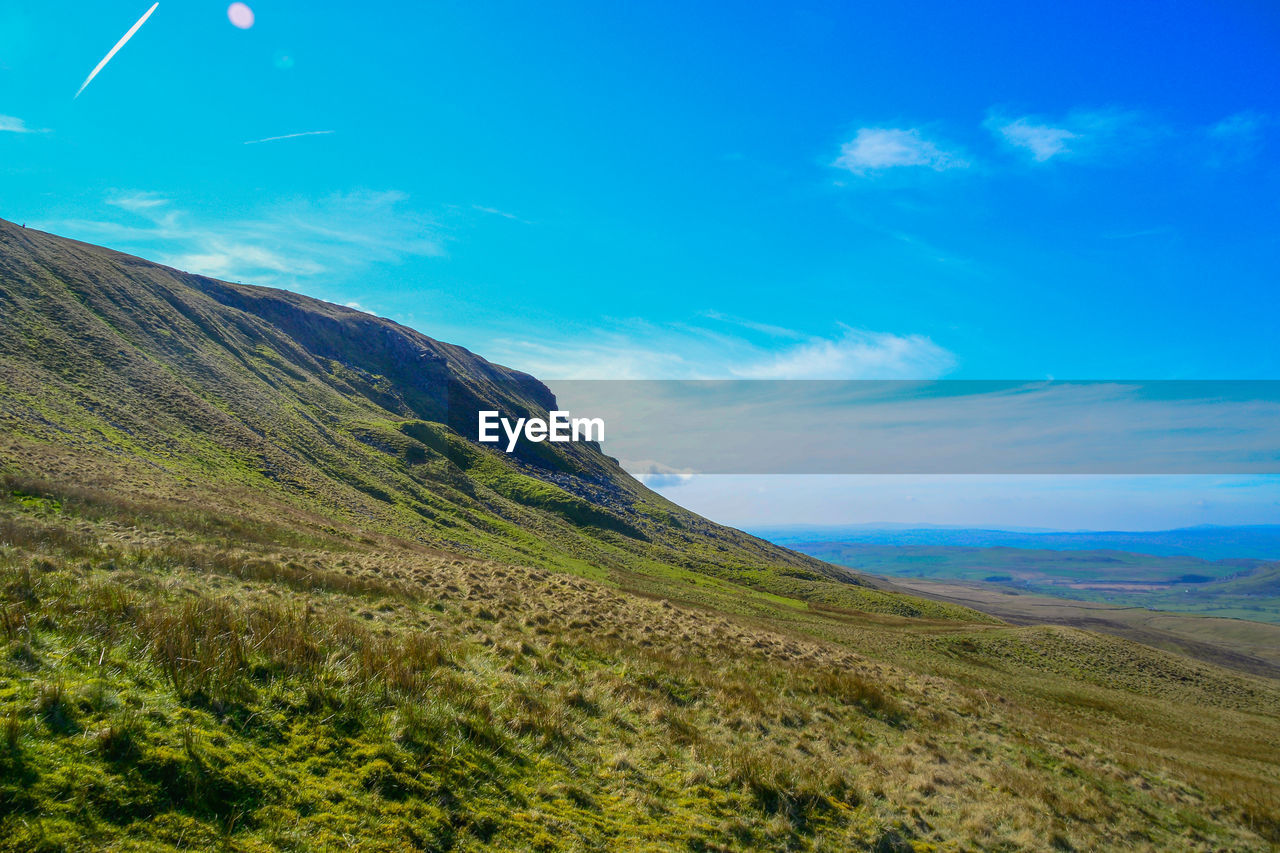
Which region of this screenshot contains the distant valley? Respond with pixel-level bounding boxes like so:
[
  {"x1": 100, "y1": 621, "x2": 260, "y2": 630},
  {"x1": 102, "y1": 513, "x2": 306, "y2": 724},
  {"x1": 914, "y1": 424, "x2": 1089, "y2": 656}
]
[
  {"x1": 764, "y1": 534, "x2": 1277, "y2": 615},
  {"x1": 762, "y1": 527, "x2": 1280, "y2": 680},
  {"x1": 757, "y1": 523, "x2": 1280, "y2": 560}
]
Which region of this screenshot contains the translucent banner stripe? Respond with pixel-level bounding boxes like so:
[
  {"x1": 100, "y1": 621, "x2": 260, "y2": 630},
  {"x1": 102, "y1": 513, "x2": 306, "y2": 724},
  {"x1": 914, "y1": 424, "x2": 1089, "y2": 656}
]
[{"x1": 480, "y1": 380, "x2": 1280, "y2": 475}]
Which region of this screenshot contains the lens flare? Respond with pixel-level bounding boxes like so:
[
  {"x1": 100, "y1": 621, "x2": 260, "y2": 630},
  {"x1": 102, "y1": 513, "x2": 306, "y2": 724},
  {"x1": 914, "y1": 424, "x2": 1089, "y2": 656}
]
[{"x1": 227, "y1": 2, "x2": 254, "y2": 29}]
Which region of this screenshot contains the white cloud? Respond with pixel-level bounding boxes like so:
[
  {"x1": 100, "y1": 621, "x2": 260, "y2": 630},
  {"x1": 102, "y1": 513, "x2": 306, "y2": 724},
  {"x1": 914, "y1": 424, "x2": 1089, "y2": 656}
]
[
  {"x1": 166, "y1": 243, "x2": 326, "y2": 279},
  {"x1": 623, "y1": 461, "x2": 696, "y2": 489},
  {"x1": 989, "y1": 117, "x2": 1077, "y2": 161},
  {"x1": 736, "y1": 327, "x2": 956, "y2": 379},
  {"x1": 0, "y1": 114, "x2": 44, "y2": 133},
  {"x1": 106, "y1": 191, "x2": 170, "y2": 212},
  {"x1": 985, "y1": 108, "x2": 1148, "y2": 162},
  {"x1": 41, "y1": 190, "x2": 444, "y2": 286},
  {"x1": 488, "y1": 318, "x2": 956, "y2": 380},
  {"x1": 834, "y1": 128, "x2": 968, "y2": 174}
]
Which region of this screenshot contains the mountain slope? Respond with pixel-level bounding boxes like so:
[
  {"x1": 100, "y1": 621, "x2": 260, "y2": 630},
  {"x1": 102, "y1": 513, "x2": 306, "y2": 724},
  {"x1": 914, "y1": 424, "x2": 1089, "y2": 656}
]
[
  {"x1": 0, "y1": 217, "x2": 974, "y2": 620},
  {"x1": 1, "y1": 219, "x2": 1278, "y2": 851}
]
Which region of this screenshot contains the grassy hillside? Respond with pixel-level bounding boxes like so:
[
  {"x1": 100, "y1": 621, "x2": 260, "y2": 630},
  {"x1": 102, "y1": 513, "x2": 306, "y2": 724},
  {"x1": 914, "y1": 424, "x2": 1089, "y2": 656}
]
[
  {"x1": 2, "y1": 219, "x2": 1279, "y2": 851},
  {"x1": 3, "y1": 481, "x2": 1279, "y2": 851},
  {"x1": 0, "y1": 217, "x2": 960, "y2": 617}
]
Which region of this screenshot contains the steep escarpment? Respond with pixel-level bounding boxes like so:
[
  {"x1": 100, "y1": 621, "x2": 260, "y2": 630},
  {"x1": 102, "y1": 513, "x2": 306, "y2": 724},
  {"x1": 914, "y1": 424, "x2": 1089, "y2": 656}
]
[{"x1": 0, "y1": 216, "x2": 956, "y2": 614}]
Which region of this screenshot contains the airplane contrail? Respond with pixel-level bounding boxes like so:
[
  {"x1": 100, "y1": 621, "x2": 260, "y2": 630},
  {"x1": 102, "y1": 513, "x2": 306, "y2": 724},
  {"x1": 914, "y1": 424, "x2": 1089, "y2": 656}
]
[
  {"x1": 75, "y1": 3, "x2": 159, "y2": 99},
  {"x1": 244, "y1": 130, "x2": 336, "y2": 144}
]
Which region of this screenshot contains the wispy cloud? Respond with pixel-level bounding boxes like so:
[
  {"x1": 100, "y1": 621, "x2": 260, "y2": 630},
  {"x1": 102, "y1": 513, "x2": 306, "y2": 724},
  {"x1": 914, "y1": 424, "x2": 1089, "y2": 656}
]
[
  {"x1": 988, "y1": 117, "x2": 1077, "y2": 161},
  {"x1": 1208, "y1": 112, "x2": 1266, "y2": 141},
  {"x1": 985, "y1": 108, "x2": 1148, "y2": 162},
  {"x1": 75, "y1": 2, "x2": 159, "y2": 99},
  {"x1": 1206, "y1": 111, "x2": 1269, "y2": 166},
  {"x1": 700, "y1": 310, "x2": 809, "y2": 341},
  {"x1": 488, "y1": 318, "x2": 956, "y2": 380},
  {"x1": 739, "y1": 327, "x2": 956, "y2": 379},
  {"x1": 244, "y1": 130, "x2": 335, "y2": 145},
  {"x1": 625, "y1": 461, "x2": 696, "y2": 489},
  {"x1": 471, "y1": 204, "x2": 527, "y2": 223},
  {"x1": 833, "y1": 128, "x2": 968, "y2": 175},
  {"x1": 106, "y1": 191, "x2": 170, "y2": 211},
  {"x1": 166, "y1": 243, "x2": 326, "y2": 280},
  {"x1": 41, "y1": 189, "x2": 444, "y2": 286},
  {"x1": 0, "y1": 115, "x2": 45, "y2": 134}
]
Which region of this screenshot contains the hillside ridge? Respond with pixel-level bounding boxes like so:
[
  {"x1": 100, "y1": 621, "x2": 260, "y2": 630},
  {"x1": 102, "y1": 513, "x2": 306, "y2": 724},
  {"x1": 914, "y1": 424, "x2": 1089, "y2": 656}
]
[{"x1": 1, "y1": 216, "x2": 984, "y2": 618}]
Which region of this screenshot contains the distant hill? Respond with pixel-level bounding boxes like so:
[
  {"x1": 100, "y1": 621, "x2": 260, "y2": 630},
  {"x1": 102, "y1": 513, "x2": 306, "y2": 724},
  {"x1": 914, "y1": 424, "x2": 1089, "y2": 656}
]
[
  {"x1": 774, "y1": 540, "x2": 1280, "y2": 625},
  {"x1": 757, "y1": 524, "x2": 1280, "y2": 560}
]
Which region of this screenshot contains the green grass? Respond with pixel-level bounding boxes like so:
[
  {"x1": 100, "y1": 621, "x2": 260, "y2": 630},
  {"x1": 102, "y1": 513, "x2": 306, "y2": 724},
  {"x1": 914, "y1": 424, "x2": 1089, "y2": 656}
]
[
  {"x1": 1, "y1": 495, "x2": 1278, "y2": 851},
  {"x1": 0, "y1": 512, "x2": 912, "y2": 851}
]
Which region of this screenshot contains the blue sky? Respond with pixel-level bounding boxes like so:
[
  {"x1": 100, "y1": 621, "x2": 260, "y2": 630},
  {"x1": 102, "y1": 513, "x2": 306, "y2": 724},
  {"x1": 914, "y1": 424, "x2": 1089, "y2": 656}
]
[{"x1": 3, "y1": 0, "x2": 1278, "y2": 528}]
